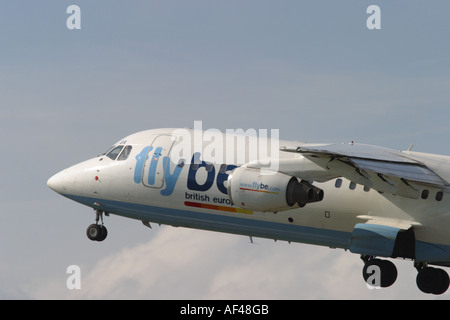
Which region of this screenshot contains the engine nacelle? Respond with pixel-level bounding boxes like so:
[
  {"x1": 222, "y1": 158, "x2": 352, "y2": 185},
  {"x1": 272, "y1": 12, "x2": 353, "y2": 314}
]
[{"x1": 226, "y1": 166, "x2": 324, "y2": 212}]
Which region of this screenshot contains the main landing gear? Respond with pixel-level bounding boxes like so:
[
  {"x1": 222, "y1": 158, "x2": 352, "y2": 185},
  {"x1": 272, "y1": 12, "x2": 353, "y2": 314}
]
[
  {"x1": 361, "y1": 255, "x2": 450, "y2": 295},
  {"x1": 86, "y1": 209, "x2": 108, "y2": 242},
  {"x1": 361, "y1": 255, "x2": 397, "y2": 288},
  {"x1": 415, "y1": 262, "x2": 450, "y2": 295}
]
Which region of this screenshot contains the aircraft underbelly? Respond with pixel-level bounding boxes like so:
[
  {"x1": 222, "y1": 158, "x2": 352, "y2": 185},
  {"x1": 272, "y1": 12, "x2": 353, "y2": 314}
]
[
  {"x1": 64, "y1": 193, "x2": 351, "y2": 248},
  {"x1": 62, "y1": 191, "x2": 450, "y2": 264}
]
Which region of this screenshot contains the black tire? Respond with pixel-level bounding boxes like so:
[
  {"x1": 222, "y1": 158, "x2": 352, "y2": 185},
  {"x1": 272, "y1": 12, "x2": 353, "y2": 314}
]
[
  {"x1": 417, "y1": 267, "x2": 450, "y2": 295},
  {"x1": 417, "y1": 267, "x2": 437, "y2": 294},
  {"x1": 362, "y1": 259, "x2": 397, "y2": 288},
  {"x1": 86, "y1": 224, "x2": 102, "y2": 241},
  {"x1": 98, "y1": 225, "x2": 108, "y2": 242},
  {"x1": 379, "y1": 259, "x2": 398, "y2": 288},
  {"x1": 435, "y1": 268, "x2": 450, "y2": 295}
]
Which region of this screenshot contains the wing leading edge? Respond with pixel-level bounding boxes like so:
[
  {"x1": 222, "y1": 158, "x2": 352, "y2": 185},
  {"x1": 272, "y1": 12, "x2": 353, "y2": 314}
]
[{"x1": 280, "y1": 143, "x2": 448, "y2": 199}]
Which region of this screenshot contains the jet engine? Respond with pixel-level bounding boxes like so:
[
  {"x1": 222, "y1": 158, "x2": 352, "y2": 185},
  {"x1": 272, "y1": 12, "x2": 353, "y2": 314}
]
[{"x1": 226, "y1": 166, "x2": 324, "y2": 212}]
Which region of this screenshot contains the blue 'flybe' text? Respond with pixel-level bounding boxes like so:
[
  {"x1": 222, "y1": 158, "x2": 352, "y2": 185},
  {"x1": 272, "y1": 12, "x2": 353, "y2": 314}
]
[{"x1": 133, "y1": 146, "x2": 236, "y2": 196}]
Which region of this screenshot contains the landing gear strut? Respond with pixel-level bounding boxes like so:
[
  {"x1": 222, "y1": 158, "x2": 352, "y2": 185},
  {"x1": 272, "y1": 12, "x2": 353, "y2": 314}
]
[
  {"x1": 86, "y1": 209, "x2": 108, "y2": 242},
  {"x1": 415, "y1": 262, "x2": 450, "y2": 295}
]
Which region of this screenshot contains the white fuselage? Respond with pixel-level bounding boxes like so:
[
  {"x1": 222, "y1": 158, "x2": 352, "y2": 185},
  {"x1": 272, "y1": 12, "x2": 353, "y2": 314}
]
[{"x1": 47, "y1": 128, "x2": 450, "y2": 264}]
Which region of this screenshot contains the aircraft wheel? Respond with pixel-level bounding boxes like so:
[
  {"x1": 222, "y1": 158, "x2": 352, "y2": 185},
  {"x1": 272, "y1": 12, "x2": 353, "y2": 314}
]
[
  {"x1": 416, "y1": 267, "x2": 449, "y2": 295},
  {"x1": 98, "y1": 225, "x2": 108, "y2": 241},
  {"x1": 86, "y1": 224, "x2": 107, "y2": 241},
  {"x1": 362, "y1": 258, "x2": 397, "y2": 288}
]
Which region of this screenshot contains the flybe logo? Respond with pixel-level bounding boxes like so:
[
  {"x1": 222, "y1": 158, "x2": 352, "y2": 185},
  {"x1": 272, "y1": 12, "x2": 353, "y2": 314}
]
[
  {"x1": 240, "y1": 182, "x2": 281, "y2": 193},
  {"x1": 133, "y1": 146, "x2": 237, "y2": 196}
]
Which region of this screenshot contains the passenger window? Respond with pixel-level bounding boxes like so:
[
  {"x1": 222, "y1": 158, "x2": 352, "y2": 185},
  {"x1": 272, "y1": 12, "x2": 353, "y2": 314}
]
[
  {"x1": 118, "y1": 146, "x2": 132, "y2": 161},
  {"x1": 191, "y1": 162, "x2": 200, "y2": 170},
  {"x1": 421, "y1": 190, "x2": 429, "y2": 200},
  {"x1": 106, "y1": 146, "x2": 124, "y2": 160},
  {"x1": 191, "y1": 152, "x2": 201, "y2": 170},
  {"x1": 219, "y1": 164, "x2": 227, "y2": 174},
  {"x1": 335, "y1": 179, "x2": 342, "y2": 188},
  {"x1": 349, "y1": 182, "x2": 356, "y2": 190},
  {"x1": 177, "y1": 159, "x2": 186, "y2": 168},
  {"x1": 205, "y1": 162, "x2": 214, "y2": 172},
  {"x1": 363, "y1": 185, "x2": 371, "y2": 192},
  {"x1": 436, "y1": 191, "x2": 444, "y2": 202}
]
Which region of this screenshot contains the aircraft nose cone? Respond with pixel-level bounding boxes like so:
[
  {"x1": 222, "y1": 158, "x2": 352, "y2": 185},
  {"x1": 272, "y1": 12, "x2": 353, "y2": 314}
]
[{"x1": 47, "y1": 170, "x2": 67, "y2": 194}]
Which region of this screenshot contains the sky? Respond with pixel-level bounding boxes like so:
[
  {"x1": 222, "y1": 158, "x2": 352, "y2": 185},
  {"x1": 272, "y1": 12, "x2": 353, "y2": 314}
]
[{"x1": 2, "y1": 0, "x2": 450, "y2": 300}]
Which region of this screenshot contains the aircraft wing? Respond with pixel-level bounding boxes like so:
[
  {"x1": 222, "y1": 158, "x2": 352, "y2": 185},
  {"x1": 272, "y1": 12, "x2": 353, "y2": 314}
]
[{"x1": 280, "y1": 143, "x2": 448, "y2": 199}]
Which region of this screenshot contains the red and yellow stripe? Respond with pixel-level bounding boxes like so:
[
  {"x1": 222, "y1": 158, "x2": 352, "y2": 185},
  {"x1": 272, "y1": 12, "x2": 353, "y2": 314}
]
[{"x1": 184, "y1": 201, "x2": 253, "y2": 215}]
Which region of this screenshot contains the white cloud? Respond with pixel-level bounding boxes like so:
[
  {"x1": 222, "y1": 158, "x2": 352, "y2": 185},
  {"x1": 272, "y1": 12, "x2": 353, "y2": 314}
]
[
  {"x1": 58, "y1": 227, "x2": 241, "y2": 299},
  {"x1": 26, "y1": 225, "x2": 432, "y2": 300}
]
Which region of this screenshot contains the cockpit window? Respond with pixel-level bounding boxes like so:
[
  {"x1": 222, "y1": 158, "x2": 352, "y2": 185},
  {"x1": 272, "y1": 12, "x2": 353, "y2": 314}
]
[
  {"x1": 102, "y1": 146, "x2": 115, "y2": 156},
  {"x1": 106, "y1": 146, "x2": 124, "y2": 160},
  {"x1": 118, "y1": 145, "x2": 132, "y2": 161}
]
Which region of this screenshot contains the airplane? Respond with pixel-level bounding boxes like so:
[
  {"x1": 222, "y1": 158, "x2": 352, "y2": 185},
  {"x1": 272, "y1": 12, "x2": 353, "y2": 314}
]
[{"x1": 47, "y1": 127, "x2": 450, "y2": 295}]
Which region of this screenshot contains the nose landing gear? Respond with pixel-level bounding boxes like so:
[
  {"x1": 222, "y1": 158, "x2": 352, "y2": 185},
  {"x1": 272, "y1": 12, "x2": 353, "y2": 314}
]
[{"x1": 86, "y1": 209, "x2": 108, "y2": 242}]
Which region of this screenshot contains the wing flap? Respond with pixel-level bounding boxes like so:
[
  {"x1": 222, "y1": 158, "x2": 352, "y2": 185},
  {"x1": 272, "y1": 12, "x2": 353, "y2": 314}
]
[
  {"x1": 351, "y1": 158, "x2": 443, "y2": 185},
  {"x1": 280, "y1": 143, "x2": 447, "y2": 199}
]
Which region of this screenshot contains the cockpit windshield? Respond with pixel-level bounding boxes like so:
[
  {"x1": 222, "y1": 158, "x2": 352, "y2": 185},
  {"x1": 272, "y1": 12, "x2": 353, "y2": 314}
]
[
  {"x1": 104, "y1": 145, "x2": 133, "y2": 161},
  {"x1": 105, "y1": 146, "x2": 124, "y2": 160},
  {"x1": 118, "y1": 145, "x2": 132, "y2": 161}
]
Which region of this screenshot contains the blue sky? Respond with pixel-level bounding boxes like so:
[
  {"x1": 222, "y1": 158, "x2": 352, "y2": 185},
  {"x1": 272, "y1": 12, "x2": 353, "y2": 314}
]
[{"x1": 2, "y1": 1, "x2": 450, "y2": 299}]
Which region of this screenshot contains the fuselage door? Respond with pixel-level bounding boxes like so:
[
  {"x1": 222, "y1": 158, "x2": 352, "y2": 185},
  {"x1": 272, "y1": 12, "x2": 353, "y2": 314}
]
[{"x1": 142, "y1": 134, "x2": 175, "y2": 188}]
